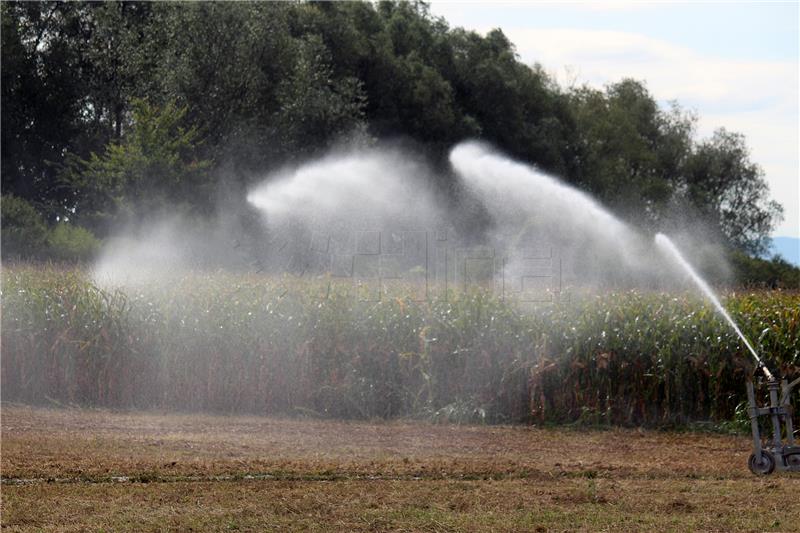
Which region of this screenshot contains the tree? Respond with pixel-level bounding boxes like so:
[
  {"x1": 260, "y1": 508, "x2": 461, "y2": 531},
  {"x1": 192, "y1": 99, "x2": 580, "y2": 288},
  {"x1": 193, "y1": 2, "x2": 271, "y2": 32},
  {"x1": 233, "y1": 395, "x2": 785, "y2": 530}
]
[
  {"x1": 1, "y1": 2, "x2": 163, "y2": 219},
  {"x1": 1, "y1": 194, "x2": 100, "y2": 261},
  {"x1": 80, "y1": 1, "x2": 160, "y2": 141},
  {"x1": 332, "y1": 1, "x2": 479, "y2": 155},
  {"x1": 0, "y1": 195, "x2": 49, "y2": 258},
  {"x1": 2, "y1": 0, "x2": 784, "y2": 263},
  {"x1": 153, "y1": 2, "x2": 294, "y2": 174},
  {"x1": 683, "y1": 129, "x2": 782, "y2": 255},
  {"x1": 568, "y1": 80, "x2": 694, "y2": 220},
  {"x1": 61, "y1": 99, "x2": 211, "y2": 234},
  {"x1": 729, "y1": 250, "x2": 799, "y2": 289},
  {"x1": 275, "y1": 34, "x2": 367, "y2": 157},
  {"x1": 1, "y1": 2, "x2": 90, "y2": 218},
  {"x1": 447, "y1": 28, "x2": 576, "y2": 175}
]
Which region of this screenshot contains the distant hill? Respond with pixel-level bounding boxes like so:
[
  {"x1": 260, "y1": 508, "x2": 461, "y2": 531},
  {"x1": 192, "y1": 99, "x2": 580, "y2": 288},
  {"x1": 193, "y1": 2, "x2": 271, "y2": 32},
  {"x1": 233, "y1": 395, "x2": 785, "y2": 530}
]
[{"x1": 767, "y1": 237, "x2": 800, "y2": 266}]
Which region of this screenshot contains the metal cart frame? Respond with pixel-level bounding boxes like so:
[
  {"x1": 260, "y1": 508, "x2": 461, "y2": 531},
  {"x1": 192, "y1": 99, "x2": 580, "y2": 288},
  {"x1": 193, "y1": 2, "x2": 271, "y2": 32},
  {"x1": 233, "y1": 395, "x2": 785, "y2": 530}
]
[{"x1": 746, "y1": 375, "x2": 800, "y2": 474}]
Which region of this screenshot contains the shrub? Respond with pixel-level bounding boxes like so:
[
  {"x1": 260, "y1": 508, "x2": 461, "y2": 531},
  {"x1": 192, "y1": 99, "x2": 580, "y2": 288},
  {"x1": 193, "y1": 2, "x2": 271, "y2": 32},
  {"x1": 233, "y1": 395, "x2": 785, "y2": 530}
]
[
  {"x1": 47, "y1": 223, "x2": 100, "y2": 262},
  {"x1": 730, "y1": 250, "x2": 800, "y2": 289},
  {"x1": 1, "y1": 195, "x2": 49, "y2": 258}
]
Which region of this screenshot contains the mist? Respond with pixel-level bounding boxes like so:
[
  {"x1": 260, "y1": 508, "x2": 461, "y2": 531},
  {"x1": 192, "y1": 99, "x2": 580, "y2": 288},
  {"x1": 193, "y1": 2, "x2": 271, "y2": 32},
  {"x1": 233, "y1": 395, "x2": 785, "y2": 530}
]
[{"x1": 91, "y1": 141, "x2": 729, "y2": 297}]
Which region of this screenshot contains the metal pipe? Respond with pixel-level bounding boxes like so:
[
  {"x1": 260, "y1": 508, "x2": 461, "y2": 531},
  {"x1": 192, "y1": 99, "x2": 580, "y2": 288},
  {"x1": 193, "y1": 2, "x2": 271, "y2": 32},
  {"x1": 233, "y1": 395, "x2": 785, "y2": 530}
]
[
  {"x1": 747, "y1": 380, "x2": 762, "y2": 458},
  {"x1": 769, "y1": 380, "x2": 783, "y2": 450},
  {"x1": 781, "y1": 376, "x2": 800, "y2": 406},
  {"x1": 757, "y1": 360, "x2": 776, "y2": 382},
  {"x1": 782, "y1": 378, "x2": 796, "y2": 447}
]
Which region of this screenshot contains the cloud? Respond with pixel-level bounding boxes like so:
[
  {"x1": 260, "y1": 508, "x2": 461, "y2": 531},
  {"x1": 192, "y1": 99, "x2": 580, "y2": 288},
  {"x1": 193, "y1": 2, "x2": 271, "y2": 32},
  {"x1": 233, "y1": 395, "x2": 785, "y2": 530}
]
[
  {"x1": 491, "y1": 27, "x2": 799, "y2": 237},
  {"x1": 566, "y1": 1, "x2": 658, "y2": 12},
  {"x1": 505, "y1": 28, "x2": 796, "y2": 104}
]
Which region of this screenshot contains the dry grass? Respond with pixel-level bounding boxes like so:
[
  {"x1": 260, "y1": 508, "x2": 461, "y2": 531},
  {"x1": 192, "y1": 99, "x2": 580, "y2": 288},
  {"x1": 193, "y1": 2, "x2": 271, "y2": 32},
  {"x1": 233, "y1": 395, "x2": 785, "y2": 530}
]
[{"x1": 2, "y1": 405, "x2": 799, "y2": 531}]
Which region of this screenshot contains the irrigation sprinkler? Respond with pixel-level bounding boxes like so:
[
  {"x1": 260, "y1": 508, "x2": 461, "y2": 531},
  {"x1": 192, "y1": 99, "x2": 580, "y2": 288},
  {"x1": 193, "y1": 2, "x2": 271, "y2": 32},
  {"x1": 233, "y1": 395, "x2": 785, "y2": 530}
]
[
  {"x1": 746, "y1": 370, "x2": 800, "y2": 475},
  {"x1": 653, "y1": 234, "x2": 797, "y2": 475}
]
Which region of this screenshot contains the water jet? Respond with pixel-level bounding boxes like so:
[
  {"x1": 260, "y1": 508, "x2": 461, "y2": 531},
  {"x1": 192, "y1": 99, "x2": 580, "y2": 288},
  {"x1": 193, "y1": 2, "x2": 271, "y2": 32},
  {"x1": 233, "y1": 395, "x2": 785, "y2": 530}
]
[{"x1": 655, "y1": 233, "x2": 798, "y2": 475}]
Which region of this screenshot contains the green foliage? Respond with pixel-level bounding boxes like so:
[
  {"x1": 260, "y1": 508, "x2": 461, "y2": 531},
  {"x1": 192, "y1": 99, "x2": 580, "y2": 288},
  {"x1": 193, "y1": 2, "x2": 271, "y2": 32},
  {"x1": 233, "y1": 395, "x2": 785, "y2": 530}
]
[
  {"x1": 1, "y1": 3, "x2": 92, "y2": 219},
  {"x1": 683, "y1": 129, "x2": 783, "y2": 255},
  {"x1": 570, "y1": 80, "x2": 684, "y2": 214},
  {"x1": 444, "y1": 27, "x2": 574, "y2": 170},
  {"x1": 716, "y1": 400, "x2": 754, "y2": 434},
  {"x1": 569, "y1": 82, "x2": 782, "y2": 250},
  {"x1": 61, "y1": 99, "x2": 211, "y2": 231},
  {"x1": 2, "y1": 265, "x2": 797, "y2": 426},
  {"x1": 1, "y1": 1, "x2": 785, "y2": 261},
  {"x1": 46, "y1": 223, "x2": 100, "y2": 262},
  {"x1": 154, "y1": 1, "x2": 295, "y2": 170},
  {"x1": 276, "y1": 34, "x2": 367, "y2": 156},
  {"x1": 730, "y1": 250, "x2": 800, "y2": 289},
  {"x1": 1, "y1": 195, "x2": 100, "y2": 261},
  {"x1": 1, "y1": 195, "x2": 49, "y2": 258}
]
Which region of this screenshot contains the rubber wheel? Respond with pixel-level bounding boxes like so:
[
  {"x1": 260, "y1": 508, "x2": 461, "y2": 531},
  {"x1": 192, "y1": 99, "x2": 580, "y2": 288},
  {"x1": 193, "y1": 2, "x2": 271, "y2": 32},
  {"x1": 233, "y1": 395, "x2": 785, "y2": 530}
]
[
  {"x1": 786, "y1": 453, "x2": 800, "y2": 469},
  {"x1": 748, "y1": 450, "x2": 776, "y2": 475}
]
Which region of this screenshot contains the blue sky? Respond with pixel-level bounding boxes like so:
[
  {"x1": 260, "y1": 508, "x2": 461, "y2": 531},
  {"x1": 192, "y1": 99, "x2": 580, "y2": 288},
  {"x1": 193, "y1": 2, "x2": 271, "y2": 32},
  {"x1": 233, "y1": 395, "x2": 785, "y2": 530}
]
[{"x1": 429, "y1": 1, "x2": 799, "y2": 238}]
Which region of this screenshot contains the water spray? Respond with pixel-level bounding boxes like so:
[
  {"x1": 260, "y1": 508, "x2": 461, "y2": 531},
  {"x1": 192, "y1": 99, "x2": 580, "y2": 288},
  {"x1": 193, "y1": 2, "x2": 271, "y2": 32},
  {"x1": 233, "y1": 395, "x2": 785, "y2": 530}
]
[
  {"x1": 655, "y1": 233, "x2": 797, "y2": 475},
  {"x1": 654, "y1": 233, "x2": 774, "y2": 381}
]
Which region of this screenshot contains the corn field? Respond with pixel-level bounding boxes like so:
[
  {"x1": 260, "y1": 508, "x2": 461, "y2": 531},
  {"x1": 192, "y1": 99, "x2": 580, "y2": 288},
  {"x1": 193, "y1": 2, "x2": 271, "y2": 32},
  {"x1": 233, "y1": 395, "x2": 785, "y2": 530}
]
[{"x1": 2, "y1": 263, "x2": 798, "y2": 426}]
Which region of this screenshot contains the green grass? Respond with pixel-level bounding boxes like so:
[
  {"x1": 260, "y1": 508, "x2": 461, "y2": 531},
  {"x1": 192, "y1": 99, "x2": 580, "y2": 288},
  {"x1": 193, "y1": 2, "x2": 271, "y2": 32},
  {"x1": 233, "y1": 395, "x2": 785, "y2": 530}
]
[{"x1": 1, "y1": 263, "x2": 798, "y2": 425}]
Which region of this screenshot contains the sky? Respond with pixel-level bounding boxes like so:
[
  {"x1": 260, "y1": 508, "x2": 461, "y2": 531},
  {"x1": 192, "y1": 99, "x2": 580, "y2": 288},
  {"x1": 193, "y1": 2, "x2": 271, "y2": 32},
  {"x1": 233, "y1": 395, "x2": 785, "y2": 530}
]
[{"x1": 429, "y1": 1, "x2": 799, "y2": 238}]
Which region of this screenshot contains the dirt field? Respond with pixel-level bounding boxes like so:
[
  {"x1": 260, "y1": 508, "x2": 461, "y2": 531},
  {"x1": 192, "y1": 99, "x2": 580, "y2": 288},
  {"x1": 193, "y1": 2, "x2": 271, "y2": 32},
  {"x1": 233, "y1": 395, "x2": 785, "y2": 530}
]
[{"x1": 1, "y1": 405, "x2": 798, "y2": 532}]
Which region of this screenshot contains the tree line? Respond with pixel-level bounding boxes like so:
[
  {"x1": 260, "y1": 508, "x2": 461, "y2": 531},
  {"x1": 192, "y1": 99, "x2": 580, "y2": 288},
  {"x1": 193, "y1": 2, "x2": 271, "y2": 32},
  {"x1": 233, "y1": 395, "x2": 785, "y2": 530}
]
[{"x1": 1, "y1": 1, "x2": 793, "y2": 284}]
